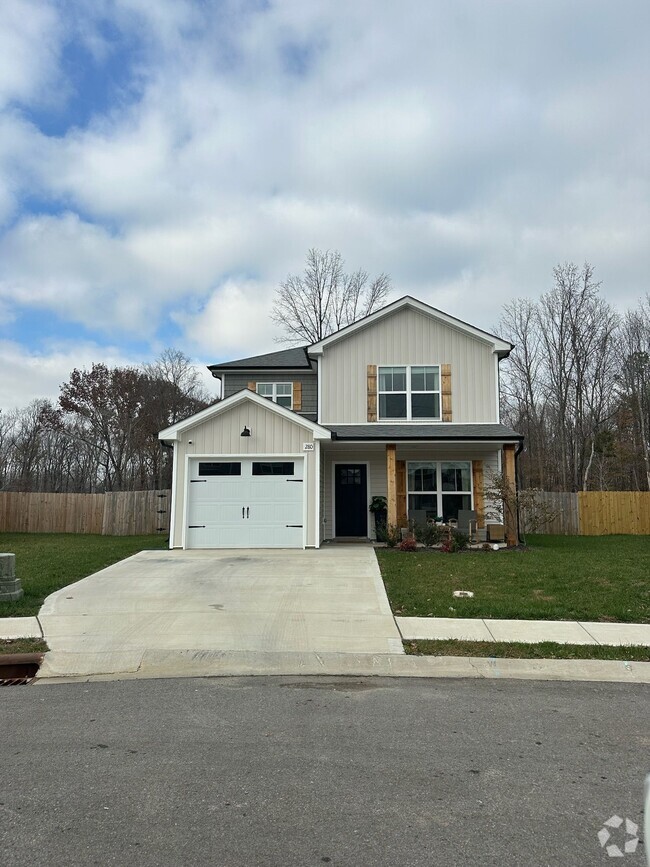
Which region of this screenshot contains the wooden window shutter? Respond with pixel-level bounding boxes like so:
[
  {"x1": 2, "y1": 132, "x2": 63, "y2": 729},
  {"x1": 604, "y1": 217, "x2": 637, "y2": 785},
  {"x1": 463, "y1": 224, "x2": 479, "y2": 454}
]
[
  {"x1": 367, "y1": 364, "x2": 378, "y2": 422},
  {"x1": 247, "y1": 381, "x2": 256, "y2": 392},
  {"x1": 396, "y1": 459, "x2": 407, "y2": 527},
  {"x1": 441, "y1": 364, "x2": 452, "y2": 422},
  {"x1": 472, "y1": 460, "x2": 485, "y2": 528},
  {"x1": 292, "y1": 381, "x2": 302, "y2": 411}
]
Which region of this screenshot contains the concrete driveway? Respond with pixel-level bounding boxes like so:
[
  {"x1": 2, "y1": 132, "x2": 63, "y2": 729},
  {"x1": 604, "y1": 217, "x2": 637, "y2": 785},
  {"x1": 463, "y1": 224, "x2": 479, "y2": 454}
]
[{"x1": 38, "y1": 546, "x2": 404, "y2": 678}]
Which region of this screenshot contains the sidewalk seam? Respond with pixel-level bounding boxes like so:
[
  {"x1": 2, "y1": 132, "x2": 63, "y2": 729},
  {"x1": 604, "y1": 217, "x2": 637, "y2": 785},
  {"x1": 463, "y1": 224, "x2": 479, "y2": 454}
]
[
  {"x1": 578, "y1": 622, "x2": 601, "y2": 645},
  {"x1": 482, "y1": 619, "x2": 498, "y2": 641}
]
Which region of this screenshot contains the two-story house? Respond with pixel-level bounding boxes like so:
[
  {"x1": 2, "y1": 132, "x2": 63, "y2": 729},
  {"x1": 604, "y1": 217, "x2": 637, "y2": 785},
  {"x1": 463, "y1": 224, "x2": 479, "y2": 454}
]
[{"x1": 158, "y1": 296, "x2": 523, "y2": 549}]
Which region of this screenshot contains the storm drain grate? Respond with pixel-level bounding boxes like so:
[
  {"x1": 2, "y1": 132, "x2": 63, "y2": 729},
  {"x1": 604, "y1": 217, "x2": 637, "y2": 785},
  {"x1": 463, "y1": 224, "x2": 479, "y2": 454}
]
[
  {"x1": 0, "y1": 656, "x2": 42, "y2": 686},
  {"x1": 1, "y1": 675, "x2": 36, "y2": 686}
]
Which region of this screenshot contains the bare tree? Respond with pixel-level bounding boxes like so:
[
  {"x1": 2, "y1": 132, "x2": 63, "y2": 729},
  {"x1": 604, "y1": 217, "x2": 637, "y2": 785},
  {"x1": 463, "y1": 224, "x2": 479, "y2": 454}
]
[
  {"x1": 271, "y1": 248, "x2": 391, "y2": 344},
  {"x1": 617, "y1": 296, "x2": 650, "y2": 490}
]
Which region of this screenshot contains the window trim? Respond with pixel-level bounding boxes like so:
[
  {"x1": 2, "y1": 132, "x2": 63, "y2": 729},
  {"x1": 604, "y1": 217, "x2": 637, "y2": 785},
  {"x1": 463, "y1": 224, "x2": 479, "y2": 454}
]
[
  {"x1": 256, "y1": 381, "x2": 293, "y2": 410},
  {"x1": 377, "y1": 365, "x2": 441, "y2": 422}
]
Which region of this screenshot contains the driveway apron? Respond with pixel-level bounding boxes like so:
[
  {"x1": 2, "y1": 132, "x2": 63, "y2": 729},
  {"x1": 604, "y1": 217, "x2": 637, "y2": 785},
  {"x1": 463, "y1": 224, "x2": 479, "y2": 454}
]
[{"x1": 38, "y1": 546, "x2": 403, "y2": 676}]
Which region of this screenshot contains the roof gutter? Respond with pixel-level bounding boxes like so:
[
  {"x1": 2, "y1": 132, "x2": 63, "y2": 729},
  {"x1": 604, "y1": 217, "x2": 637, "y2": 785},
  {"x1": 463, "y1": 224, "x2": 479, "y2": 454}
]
[{"x1": 329, "y1": 434, "x2": 524, "y2": 443}]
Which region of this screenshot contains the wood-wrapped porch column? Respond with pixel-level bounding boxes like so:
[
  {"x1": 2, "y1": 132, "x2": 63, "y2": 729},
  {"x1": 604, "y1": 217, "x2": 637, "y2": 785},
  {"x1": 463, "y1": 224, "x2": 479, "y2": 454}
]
[
  {"x1": 386, "y1": 444, "x2": 397, "y2": 527},
  {"x1": 503, "y1": 443, "x2": 518, "y2": 546}
]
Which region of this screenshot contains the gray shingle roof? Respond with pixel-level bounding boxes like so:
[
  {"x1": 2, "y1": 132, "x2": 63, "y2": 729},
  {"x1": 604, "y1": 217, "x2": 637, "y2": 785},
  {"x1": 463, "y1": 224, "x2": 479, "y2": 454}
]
[
  {"x1": 326, "y1": 423, "x2": 522, "y2": 441},
  {"x1": 208, "y1": 346, "x2": 311, "y2": 371}
]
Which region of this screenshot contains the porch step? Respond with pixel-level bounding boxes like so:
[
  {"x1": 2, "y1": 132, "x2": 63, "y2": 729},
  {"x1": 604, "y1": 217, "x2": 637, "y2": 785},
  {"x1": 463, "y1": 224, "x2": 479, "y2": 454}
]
[{"x1": 331, "y1": 537, "x2": 373, "y2": 544}]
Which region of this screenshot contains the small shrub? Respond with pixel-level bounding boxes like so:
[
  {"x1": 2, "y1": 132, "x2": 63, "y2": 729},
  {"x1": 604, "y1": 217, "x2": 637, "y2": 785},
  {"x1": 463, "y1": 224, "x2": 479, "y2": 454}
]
[
  {"x1": 377, "y1": 523, "x2": 402, "y2": 547},
  {"x1": 440, "y1": 530, "x2": 469, "y2": 553},
  {"x1": 398, "y1": 536, "x2": 418, "y2": 552},
  {"x1": 414, "y1": 522, "x2": 443, "y2": 548}
]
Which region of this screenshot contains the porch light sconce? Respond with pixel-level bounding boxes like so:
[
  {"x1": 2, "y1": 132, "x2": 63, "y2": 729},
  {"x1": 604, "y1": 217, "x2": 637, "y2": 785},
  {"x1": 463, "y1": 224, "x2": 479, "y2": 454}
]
[{"x1": 240, "y1": 426, "x2": 252, "y2": 437}]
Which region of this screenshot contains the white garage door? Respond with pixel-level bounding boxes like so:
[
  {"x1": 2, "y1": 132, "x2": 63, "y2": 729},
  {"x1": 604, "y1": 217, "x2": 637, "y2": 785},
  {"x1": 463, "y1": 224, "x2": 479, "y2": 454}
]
[{"x1": 186, "y1": 457, "x2": 304, "y2": 549}]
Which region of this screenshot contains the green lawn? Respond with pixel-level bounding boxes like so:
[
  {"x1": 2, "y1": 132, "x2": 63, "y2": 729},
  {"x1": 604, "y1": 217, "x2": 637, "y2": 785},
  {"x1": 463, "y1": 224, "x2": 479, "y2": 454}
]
[
  {"x1": 377, "y1": 535, "x2": 650, "y2": 623},
  {"x1": 404, "y1": 639, "x2": 650, "y2": 661},
  {"x1": 0, "y1": 533, "x2": 167, "y2": 617}
]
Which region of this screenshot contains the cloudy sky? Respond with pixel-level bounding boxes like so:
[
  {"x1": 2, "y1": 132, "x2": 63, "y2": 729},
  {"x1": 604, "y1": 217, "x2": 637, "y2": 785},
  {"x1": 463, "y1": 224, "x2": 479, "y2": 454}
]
[{"x1": 0, "y1": 0, "x2": 648, "y2": 409}]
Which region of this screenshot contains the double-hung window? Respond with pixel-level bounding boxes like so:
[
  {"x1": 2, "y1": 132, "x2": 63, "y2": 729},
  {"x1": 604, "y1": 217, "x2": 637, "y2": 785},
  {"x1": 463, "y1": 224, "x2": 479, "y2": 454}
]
[
  {"x1": 378, "y1": 365, "x2": 440, "y2": 420},
  {"x1": 256, "y1": 382, "x2": 292, "y2": 409}
]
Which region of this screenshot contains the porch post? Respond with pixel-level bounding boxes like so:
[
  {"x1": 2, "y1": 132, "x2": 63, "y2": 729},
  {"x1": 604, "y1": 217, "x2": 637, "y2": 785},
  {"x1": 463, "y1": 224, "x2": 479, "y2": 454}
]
[
  {"x1": 386, "y1": 443, "x2": 397, "y2": 527},
  {"x1": 503, "y1": 443, "x2": 518, "y2": 546}
]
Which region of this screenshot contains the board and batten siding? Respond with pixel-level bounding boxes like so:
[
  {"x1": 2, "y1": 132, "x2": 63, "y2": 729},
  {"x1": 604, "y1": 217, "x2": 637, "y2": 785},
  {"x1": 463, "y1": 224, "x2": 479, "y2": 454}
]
[
  {"x1": 171, "y1": 401, "x2": 318, "y2": 549},
  {"x1": 319, "y1": 307, "x2": 499, "y2": 424},
  {"x1": 223, "y1": 372, "x2": 318, "y2": 417}
]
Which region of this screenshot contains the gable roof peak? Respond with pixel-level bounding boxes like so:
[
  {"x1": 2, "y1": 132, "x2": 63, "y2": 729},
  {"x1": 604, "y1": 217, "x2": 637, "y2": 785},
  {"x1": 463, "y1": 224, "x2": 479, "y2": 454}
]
[{"x1": 307, "y1": 295, "x2": 512, "y2": 357}]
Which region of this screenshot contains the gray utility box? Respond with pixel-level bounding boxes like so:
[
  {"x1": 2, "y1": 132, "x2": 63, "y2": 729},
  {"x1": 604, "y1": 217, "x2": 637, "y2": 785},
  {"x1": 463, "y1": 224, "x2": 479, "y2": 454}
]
[{"x1": 0, "y1": 553, "x2": 23, "y2": 601}]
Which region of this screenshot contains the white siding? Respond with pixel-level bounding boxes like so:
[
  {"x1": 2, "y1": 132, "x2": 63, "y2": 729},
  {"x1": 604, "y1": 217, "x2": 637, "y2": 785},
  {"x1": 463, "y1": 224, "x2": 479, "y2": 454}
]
[
  {"x1": 171, "y1": 401, "x2": 317, "y2": 548},
  {"x1": 319, "y1": 307, "x2": 498, "y2": 424}
]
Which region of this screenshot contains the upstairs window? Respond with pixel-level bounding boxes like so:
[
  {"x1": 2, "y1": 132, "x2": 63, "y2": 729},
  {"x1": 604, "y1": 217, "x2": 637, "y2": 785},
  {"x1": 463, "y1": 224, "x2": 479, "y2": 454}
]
[
  {"x1": 378, "y1": 365, "x2": 440, "y2": 420},
  {"x1": 256, "y1": 382, "x2": 292, "y2": 409}
]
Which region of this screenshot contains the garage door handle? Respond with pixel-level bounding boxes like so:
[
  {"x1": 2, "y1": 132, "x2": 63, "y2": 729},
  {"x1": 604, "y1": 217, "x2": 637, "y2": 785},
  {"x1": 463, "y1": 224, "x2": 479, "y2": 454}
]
[
  {"x1": 242, "y1": 507, "x2": 245, "y2": 519},
  {"x1": 246, "y1": 507, "x2": 250, "y2": 519}
]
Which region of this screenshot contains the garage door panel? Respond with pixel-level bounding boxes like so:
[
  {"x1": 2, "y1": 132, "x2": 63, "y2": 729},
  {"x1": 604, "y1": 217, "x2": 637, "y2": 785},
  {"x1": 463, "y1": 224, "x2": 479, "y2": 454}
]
[
  {"x1": 187, "y1": 526, "x2": 250, "y2": 549},
  {"x1": 188, "y1": 479, "x2": 250, "y2": 505}
]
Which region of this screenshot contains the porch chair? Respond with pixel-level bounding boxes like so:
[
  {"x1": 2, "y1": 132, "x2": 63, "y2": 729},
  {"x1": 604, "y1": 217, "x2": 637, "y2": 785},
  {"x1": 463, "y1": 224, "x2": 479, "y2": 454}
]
[{"x1": 457, "y1": 509, "x2": 478, "y2": 542}]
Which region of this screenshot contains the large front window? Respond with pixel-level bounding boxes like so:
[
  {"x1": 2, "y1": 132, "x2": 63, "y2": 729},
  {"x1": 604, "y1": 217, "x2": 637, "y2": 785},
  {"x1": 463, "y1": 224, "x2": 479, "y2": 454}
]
[
  {"x1": 378, "y1": 366, "x2": 440, "y2": 420},
  {"x1": 407, "y1": 461, "x2": 472, "y2": 522},
  {"x1": 256, "y1": 382, "x2": 292, "y2": 408}
]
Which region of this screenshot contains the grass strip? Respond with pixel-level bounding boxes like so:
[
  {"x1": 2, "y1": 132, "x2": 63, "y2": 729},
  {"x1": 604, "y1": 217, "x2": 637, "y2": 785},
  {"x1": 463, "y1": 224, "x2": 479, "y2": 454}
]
[
  {"x1": 0, "y1": 637, "x2": 48, "y2": 655},
  {"x1": 405, "y1": 639, "x2": 650, "y2": 661}
]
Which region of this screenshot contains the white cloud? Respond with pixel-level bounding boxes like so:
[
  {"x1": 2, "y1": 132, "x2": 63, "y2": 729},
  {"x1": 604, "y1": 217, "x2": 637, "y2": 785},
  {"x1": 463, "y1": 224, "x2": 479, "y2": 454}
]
[
  {"x1": 0, "y1": 0, "x2": 63, "y2": 110},
  {"x1": 0, "y1": 339, "x2": 135, "y2": 409},
  {"x1": 172, "y1": 278, "x2": 277, "y2": 358},
  {"x1": 0, "y1": 338, "x2": 218, "y2": 409}
]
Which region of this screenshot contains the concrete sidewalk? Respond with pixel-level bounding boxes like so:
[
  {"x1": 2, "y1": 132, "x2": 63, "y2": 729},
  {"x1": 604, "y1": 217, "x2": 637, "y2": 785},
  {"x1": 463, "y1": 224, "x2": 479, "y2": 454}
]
[
  {"x1": 0, "y1": 616, "x2": 42, "y2": 639},
  {"x1": 3, "y1": 612, "x2": 649, "y2": 648},
  {"x1": 397, "y1": 616, "x2": 650, "y2": 646}
]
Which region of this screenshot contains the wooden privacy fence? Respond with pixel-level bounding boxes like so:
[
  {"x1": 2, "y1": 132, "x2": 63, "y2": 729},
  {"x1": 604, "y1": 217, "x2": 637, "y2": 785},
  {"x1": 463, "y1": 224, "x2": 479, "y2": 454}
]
[
  {"x1": 0, "y1": 490, "x2": 171, "y2": 536},
  {"x1": 520, "y1": 491, "x2": 650, "y2": 535}
]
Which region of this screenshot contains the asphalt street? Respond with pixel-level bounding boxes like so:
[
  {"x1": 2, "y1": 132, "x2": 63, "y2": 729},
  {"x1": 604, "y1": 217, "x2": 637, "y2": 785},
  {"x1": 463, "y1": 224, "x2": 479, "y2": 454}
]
[{"x1": 1, "y1": 676, "x2": 648, "y2": 866}]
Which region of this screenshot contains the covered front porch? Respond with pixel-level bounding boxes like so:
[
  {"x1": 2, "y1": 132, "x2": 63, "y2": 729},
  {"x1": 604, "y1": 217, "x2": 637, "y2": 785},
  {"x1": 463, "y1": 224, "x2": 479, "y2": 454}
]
[{"x1": 320, "y1": 437, "x2": 520, "y2": 546}]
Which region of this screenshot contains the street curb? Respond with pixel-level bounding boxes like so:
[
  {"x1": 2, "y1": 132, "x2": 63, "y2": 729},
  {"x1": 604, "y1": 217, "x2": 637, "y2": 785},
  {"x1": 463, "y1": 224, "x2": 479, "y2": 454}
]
[{"x1": 34, "y1": 649, "x2": 650, "y2": 685}]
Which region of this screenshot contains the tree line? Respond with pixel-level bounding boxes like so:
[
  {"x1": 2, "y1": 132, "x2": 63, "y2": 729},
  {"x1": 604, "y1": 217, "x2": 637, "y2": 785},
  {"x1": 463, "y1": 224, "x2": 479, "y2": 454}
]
[
  {"x1": 0, "y1": 350, "x2": 212, "y2": 493},
  {"x1": 498, "y1": 263, "x2": 650, "y2": 492}
]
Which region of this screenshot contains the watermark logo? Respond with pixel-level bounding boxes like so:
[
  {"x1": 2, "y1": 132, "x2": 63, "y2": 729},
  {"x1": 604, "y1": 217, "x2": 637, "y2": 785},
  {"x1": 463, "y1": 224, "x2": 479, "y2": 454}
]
[{"x1": 598, "y1": 815, "x2": 639, "y2": 858}]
